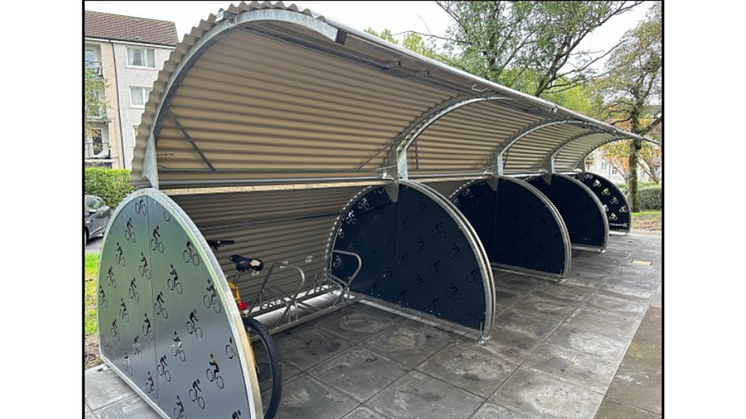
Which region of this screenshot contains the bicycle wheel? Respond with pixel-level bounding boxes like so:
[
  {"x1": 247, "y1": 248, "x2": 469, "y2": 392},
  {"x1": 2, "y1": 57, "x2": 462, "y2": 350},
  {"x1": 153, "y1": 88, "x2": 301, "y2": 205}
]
[{"x1": 243, "y1": 317, "x2": 282, "y2": 419}]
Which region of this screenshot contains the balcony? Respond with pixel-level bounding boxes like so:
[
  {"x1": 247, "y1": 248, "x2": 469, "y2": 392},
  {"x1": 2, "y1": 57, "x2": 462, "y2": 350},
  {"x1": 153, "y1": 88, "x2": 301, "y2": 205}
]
[{"x1": 85, "y1": 61, "x2": 103, "y2": 78}]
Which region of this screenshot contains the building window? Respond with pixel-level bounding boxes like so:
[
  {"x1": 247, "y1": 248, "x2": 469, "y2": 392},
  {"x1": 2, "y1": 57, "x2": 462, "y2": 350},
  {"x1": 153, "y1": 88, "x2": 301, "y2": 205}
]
[
  {"x1": 130, "y1": 87, "x2": 151, "y2": 108},
  {"x1": 85, "y1": 128, "x2": 110, "y2": 160},
  {"x1": 601, "y1": 162, "x2": 608, "y2": 171},
  {"x1": 127, "y1": 47, "x2": 155, "y2": 68},
  {"x1": 612, "y1": 167, "x2": 618, "y2": 175}
]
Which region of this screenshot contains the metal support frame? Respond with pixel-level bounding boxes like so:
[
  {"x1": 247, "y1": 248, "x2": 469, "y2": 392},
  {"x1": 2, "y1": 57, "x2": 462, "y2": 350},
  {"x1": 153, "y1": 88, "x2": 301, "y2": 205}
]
[
  {"x1": 167, "y1": 111, "x2": 216, "y2": 171},
  {"x1": 142, "y1": 8, "x2": 342, "y2": 189},
  {"x1": 568, "y1": 135, "x2": 660, "y2": 172},
  {"x1": 377, "y1": 94, "x2": 509, "y2": 180},
  {"x1": 539, "y1": 130, "x2": 612, "y2": 173},
  {"x1": 483, "y1": 120, "x2": 591, "y2": 176}
]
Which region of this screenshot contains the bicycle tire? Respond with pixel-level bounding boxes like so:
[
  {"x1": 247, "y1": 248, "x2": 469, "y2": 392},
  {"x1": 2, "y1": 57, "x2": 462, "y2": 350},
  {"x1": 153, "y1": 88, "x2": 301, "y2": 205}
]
[{"x1": 243, "y1": 317, "x2": 282, "y2": 419}]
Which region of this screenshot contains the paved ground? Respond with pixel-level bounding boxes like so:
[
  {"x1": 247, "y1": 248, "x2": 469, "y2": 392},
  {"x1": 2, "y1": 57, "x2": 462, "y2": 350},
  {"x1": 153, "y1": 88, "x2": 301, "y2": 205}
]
[{"x1": 85, "y1": 232, "x2": 661, "y2": 419}]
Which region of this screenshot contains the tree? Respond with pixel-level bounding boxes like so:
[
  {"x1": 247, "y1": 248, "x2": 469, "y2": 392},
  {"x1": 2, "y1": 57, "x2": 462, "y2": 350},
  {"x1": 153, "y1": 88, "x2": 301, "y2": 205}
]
[
  {"x1": 84, "y1": 64, "x2": 108, "y2": 139},
  {"x1": 365, "y1": 28, "x2": 439, "y2": 60},
  {"x1": 595, "y1": 2, "x2": 662, "y2": 210},
  {"x1": 436, "y1": 1, "x2": 642, "y2": 97}
]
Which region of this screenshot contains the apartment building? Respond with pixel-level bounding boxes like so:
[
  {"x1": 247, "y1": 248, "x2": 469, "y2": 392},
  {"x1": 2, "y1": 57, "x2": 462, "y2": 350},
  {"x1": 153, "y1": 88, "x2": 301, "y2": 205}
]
[{"x1": 84, "y1": 11, "x2": 178, "y2": 169}]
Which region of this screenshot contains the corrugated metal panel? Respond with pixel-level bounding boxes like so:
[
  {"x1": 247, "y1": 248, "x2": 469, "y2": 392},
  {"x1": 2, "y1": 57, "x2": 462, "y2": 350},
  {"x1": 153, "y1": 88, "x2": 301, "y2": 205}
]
[
  {"x1": 408, "y1": 101, "x2": 545, "y2": 172},
  {"x1": 503, "y1": 125, "x2": 593, "y2": 173},
  {"x1": 554, "y1": 133, "x2": 617, "y2": 171},
  {"x1": 171, "y1": 185, "x2": 367, "y2": 301}
]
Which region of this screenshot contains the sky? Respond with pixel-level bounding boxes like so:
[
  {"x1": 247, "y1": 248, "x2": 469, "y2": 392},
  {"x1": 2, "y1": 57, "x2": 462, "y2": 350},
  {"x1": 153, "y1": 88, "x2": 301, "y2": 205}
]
[{"x1": 85, "y1": 1, "x2": 654, "y2": 71}]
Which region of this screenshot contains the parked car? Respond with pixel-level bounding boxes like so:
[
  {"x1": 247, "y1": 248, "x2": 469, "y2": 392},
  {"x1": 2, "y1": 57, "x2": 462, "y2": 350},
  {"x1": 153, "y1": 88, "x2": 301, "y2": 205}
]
[{"x1": 85, "y1": 195, "x2": 112, "y2": 246}]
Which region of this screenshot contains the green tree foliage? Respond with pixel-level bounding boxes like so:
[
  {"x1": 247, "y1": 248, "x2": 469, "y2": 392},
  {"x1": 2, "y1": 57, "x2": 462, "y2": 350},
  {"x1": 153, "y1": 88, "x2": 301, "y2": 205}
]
[
  {"x1": 595, "y1": 2, "x2": 662, "y2": 210},
  {"x1": 436, "y1": 1, "x2": 642, "y2": 96},
  {"x1": 365, "y1": 28, "x2": 438, "y2": 59},
  {"x1": 84, "y1": 64, "x2": 108, "y2": 138},
  {"x1": 364, "y1": 28, "x2": 399, "y2": 45}
]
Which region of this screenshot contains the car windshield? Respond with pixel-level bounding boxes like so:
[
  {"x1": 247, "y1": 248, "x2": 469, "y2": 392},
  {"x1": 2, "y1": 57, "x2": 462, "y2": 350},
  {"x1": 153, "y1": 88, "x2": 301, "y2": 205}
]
[{"x1": 86, "y1": 196, "x2": 104, "y2": 211}]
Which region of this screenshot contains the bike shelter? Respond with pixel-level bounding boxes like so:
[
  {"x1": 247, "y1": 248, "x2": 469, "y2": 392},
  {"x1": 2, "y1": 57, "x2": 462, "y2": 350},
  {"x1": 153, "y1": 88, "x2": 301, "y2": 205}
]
[
  {"x1": 105, "y1": 3, "x2": 658, "y2": 417},
  {"x1": 524, "y1": 174, "x2": 610, "y2": 250},
  {"x1": 573, "y1": 172, "x2": 632, "y2": 233}
]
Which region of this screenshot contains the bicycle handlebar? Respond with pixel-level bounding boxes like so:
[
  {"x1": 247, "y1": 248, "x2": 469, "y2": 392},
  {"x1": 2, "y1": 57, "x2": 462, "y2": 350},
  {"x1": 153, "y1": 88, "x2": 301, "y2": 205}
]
[{"x1": 207, "y1": 239, "x2": 235, "y2": 248}]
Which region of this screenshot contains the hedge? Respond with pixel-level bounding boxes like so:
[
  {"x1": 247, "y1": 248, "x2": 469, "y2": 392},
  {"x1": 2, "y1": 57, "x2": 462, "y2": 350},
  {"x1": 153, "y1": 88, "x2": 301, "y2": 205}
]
[
  {"x1": 637, "y1": 186, "x2": 662, "y2": 210},
  {"x1": 84, "y1": 168, "x2": 134, "y2": 208},
  {"x1": 615, "y1": 183, "x2": 629, "y2": 194}
]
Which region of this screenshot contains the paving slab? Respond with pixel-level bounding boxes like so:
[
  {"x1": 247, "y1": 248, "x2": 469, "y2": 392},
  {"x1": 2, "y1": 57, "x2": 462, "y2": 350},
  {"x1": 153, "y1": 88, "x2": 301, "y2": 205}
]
[
  {"x1": 493, "y1": 307, "x2": 563, "y2": 340},
  {"x1": 84, "y1": 366, "x2": 136, "y2": 410},
  {"x1": 564, "y1": 307, "x2": 641, "y2": 339},
  {"x1": 494, "y1": 287, "x2": 522, "y2": 306},
  {"x1": 605, "y1": 340, "x2": 662, "y2": 415},
  {"x1": 642, "y1": 306, "x2": 661, "y2": 324},
  {"x1": 468, "y1": 402, "x2": 530, "y2": 419},
  {"x1": 94, "y1": 395, "x2": 161, "y2": 419},
  {"x1": 360, "y1": 319, "x2": 461, "y2": 368},
  {"x1": 276, "y1": 373, "x2": 359, "y2": 419},
  {"x1": 583, "y1": 293, "x2": 648, "y2": 319},
  {"x1": 490, "y1": 367, "x2": 604, "y2": 419},
  {"x1": 312, "y1": 305, "x2": 397, "y2": 343},
  {"x1": 352, "y1": 303, "x2": 406, "y2": 323},
  {"x1": 493, "y1": 271, "x2": 544, "y2": 293},
  {"x1": 342, "y1": 406, "x2": 392, "y2": 419},
  {"x1": 475, "y1": 326, "x2": 543, "y2": 365},
  {"x1": 365, "y1": 370, "x2": 484, "y2": 419},
  {"x1": 309, "y1": 346, "x2": 409, "y2": 402},
  {"x1": 273, "y1": 323, "x2": 355, "y2": 370},
  {"x1": 509, "y1": 294, "x2": 576, "y2": 320},
  {"x1": 595, "y1": 398, "x2": 661, "y2": 418},
  {"x1": 598, "y1": 281, "x2": 658, "y2": 301},
  {"x1": 544, "y1": 324, "x2": 629, "y2": 361},
  {"x1": 524, "y1": 342, "x2": 620, "y2": 394},
  {"x1": 531, "y1": 282, "x2": 594, "y2": 306},
  {"x1": 417, "y1": 339, "x2": 518, "y2": 398}
]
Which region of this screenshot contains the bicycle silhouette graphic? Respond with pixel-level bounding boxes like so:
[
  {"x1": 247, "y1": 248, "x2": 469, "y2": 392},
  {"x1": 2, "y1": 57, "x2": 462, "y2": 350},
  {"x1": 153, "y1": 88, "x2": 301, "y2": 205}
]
[
  {"x1": 150, "y1": 226, "x2": 164, "y2": 254},
  {"x1": 106, "y1": 267, "x2": 117, "y2": 289},
  {"x1": 98, "y1": 286, "x2": 108, "y2": 308},
  {"x1": 125, "y1": 218, "x2": 136, "y2": 242},
  {"x1": 119, "y1": 298, "x2": 129, "y2": 322},
  {"x1": 139, "y1": 253, "x2": 151, "y2": 279},
  {"x1": 186, "y1": 309, "x2": 203, "y2": 339},
  {"x1": 115, "y1": 243, "x2": 126, "y2": 267},
  {"x1": 157, "y1": 355, "x2": 172, "y2": 382},
  {"x1": 145, "y1": 371, "x2": 158, "y2": 398},
  {"x1": 168, "y1": 264, "x2": 183, "y2": 294},
  {"x1": 153, "y1": 292, "x2": 168, "y2": 319},
  {"x1": 135, "y1": 198, "x2": 147, "y2": 215},
  {"x1": 183, "y1": 241, "x2": 201, "y2": 266},
  {"x1": 129, "y1": 278, "x2": 139, "y2": 302},
  {"x1": 225, "y1": 336, "x2": 237, "y2": 359},
  {"x1": 203, "y1": 279, "x2": 222, "y2": 314},
  {"x1": 448, "y1": 244, "x2": 465, "y2": 261},
  {"x1": 173, "y1": 395, "x2": 186, "y2": 419},
  {"x1": 171, "y1": 332, "x2": 187, "y2": 362},
  {"x1": 189, "y1": 379, "x2": 205, "y2": 409},
  {"x1": 206, "y1": 354, "x2": 225, "y2": 389},
  {"x1": 142, "y1": 314, "x2": 154, "y2": 340}
]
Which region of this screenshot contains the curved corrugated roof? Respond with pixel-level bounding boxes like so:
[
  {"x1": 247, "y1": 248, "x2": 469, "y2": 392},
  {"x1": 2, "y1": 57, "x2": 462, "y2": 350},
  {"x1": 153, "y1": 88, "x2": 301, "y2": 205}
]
[{"x1": 131, "y1": 0, "x2": 654, "y2": 189}]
